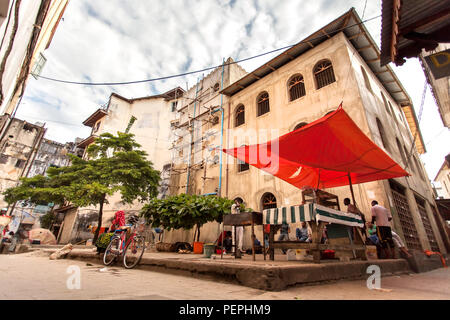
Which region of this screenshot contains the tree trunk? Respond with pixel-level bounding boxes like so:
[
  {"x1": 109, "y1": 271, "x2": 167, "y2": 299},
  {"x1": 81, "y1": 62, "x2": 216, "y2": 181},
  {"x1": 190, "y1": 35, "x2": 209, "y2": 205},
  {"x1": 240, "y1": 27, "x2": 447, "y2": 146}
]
[
  {"x1": 93, "y1": 194, "x2": 106, "y2": 243},
  {"x1": 196, "y1": 224, "x2": 201, "y2": 242}
]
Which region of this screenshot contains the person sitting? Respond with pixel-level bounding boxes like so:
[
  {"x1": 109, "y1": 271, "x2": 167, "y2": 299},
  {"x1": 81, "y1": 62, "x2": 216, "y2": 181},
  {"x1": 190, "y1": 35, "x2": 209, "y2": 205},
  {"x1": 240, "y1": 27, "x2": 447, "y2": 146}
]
[
  {"x1": 296, "y1": 222, "x2": 311, "y2": 242},
  {"x1": 344, "y1": 198, "x2": 367, "y2": 241}
]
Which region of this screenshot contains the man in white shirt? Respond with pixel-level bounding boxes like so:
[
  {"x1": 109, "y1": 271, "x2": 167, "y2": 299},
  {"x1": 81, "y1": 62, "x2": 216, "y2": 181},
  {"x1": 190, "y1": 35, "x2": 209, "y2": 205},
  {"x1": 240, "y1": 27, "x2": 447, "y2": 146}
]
[
  {"x1": 370, "y1": 200, "x2": 395, "y2": 259},
  {"x1": 231, "y1": 199, "x2": 244, "y2": 256}
]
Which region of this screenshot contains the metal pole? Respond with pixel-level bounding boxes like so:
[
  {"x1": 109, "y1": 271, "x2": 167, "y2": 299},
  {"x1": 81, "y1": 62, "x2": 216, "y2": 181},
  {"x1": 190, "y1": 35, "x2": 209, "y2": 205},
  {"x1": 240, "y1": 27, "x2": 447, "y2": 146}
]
[
  {"x1": 348, "y1": 172, "x2": 356, "y2": 205},
  {"x1": 217, "y1": 58, "x2": 225, "y2": 196}
]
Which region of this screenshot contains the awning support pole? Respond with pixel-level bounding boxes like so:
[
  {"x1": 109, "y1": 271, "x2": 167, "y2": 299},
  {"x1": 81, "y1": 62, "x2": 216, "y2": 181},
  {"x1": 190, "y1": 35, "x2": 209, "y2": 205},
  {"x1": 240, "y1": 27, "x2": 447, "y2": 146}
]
[{"x1": 348, "y1": 172, "x2": 356, "y2": 205}]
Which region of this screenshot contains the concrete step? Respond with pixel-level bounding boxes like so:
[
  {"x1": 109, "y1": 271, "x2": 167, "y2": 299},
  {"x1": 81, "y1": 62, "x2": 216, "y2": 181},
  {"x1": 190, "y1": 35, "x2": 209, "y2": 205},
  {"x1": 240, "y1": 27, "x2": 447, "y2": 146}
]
[{"x1": 40, "y1": 247, "x2": 413, "y2": 291}]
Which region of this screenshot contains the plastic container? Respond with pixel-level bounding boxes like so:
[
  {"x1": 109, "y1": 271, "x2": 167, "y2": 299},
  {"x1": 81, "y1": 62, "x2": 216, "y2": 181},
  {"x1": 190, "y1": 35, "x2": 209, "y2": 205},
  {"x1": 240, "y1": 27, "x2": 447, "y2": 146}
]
[
  {"x1": 193, "y1": 241, "x2": 204, "y2": 254},
  {"x1": 203, "y1": 243, "x2": 215, "y2": 258}
]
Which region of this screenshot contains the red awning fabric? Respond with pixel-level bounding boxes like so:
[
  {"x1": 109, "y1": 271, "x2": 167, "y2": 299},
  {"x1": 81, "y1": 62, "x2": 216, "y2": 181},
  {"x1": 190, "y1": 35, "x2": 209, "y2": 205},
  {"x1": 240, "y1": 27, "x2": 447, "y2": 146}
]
[{"x1": 223, "y1": 105, "x2": 409, "y2": 189}]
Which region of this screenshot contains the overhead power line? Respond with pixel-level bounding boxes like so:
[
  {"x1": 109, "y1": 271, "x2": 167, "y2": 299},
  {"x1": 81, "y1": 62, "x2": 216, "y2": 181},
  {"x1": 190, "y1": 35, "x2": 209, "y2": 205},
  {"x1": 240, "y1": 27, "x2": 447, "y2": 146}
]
[{"x1": 32, "y1": 14, "x2": 381, "y2": 87}]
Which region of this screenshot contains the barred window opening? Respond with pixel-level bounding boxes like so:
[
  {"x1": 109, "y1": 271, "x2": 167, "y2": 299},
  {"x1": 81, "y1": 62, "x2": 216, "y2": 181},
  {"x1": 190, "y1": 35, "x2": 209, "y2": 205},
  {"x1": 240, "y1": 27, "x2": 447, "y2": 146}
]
[
  {"x1": 262, "y1": 193, "x2": 277, "y2": 210},
  {"x1": 288, "y1": 75, "x2": 306, "y2": 101},
  {"x1": 314, "y1": 60, "x2": 335, "y2": 89},
  {"x1": 257, "y1": 92, "x2": 270, "y2": 116},
  {"x1": 235, "y1": 105, "x2": 245, "y2": 127}
]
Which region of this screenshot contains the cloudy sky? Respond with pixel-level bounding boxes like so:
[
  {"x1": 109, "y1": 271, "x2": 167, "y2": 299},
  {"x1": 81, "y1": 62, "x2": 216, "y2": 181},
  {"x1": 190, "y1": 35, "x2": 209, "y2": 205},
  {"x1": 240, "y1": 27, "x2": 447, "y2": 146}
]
[{"x1": 15, "y1": 0, "x2": 449, "y2": 181}]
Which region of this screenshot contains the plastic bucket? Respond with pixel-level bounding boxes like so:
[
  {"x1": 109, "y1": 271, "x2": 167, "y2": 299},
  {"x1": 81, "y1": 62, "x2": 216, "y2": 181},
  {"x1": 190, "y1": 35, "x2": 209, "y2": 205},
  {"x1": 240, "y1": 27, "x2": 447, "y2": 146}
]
[
  {"x1": 203, "y1": 244, "x2": 215, "y2": 258},
  {"x1": 193, "y1": 241, "x2": 204, "y2": 254}
]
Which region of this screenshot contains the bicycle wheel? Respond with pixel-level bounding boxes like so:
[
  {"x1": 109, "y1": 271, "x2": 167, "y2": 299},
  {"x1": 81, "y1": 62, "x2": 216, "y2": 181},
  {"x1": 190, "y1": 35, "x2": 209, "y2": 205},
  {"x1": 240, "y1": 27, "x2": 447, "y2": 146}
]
[
  {"x1": 123, "y1": 235, "x2": 146, "y2": 269},
  {"x1": 103, "y1": 236, "x2": 120, "y2": 266}
]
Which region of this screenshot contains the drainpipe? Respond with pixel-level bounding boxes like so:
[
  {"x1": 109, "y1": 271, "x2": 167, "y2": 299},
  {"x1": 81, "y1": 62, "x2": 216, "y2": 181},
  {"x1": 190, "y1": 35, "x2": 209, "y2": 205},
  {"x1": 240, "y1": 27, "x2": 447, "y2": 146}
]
[{"x1": 185, "y1": 77, "x2": 200, "y2": 194}]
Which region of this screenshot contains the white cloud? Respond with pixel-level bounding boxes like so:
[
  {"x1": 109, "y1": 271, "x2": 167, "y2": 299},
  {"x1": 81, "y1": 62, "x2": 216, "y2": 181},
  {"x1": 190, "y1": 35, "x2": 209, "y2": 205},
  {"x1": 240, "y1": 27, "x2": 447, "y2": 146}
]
[{"x1": 14, "y1": 0, "x2": 449, "y2": 180}]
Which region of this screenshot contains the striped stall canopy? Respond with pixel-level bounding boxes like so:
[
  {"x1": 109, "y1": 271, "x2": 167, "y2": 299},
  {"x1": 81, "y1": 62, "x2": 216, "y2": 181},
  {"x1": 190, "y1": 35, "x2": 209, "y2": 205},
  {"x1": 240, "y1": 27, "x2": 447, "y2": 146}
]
[{"x1": 263, "y1": 203, "x2": 364, "y2": 228}]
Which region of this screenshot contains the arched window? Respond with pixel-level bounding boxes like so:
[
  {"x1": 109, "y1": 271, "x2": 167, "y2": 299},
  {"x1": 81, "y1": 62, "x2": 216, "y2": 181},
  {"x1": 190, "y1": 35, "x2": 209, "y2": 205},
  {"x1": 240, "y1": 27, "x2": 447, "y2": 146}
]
[
  {"x1": 235, "y1": 104, "x2": 245, "y2": 127},
  {"x1": 361, "y1": 67, "x2": 373, "y2": 94},
  {"x1": 388, "y1": 101, "x2": 397, "y2": 124},
  {"x1": 288, "y1": 74, "x2": 306, "y2": 101},
  {"x1": 293, "y1": 122, "x2": 308, "y2": 131},
  {"x1": 257, "y1": 92, "x2": 270, "y2": 116},
  {"x1": 261, "y1": 193, "x2": 277, "y2": 210},
  {"x1": 237, "y1": 144, "x2": 249, "y2": 172},
  {"x1": 314, "y1": 60, "x2": 335, "y2": 89},
  {"x1": 376, "y1": 118, "x2": 390, "y2": 151},
  {"x1": 381, "y1": 92, "x2": 391, "y2": 116},
  {"x1": 396, "y1": 138, "x2": 407, "y2": 165}
]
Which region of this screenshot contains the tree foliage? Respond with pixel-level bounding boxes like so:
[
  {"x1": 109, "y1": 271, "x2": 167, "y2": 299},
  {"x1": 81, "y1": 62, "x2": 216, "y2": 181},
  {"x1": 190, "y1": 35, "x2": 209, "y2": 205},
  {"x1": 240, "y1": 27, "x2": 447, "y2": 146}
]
[
  {"x1": 40, "y1": 211, "x2": 55, "y2": 229},
  {"x1": 3, "y1": 132, "x2": 161, "y2": 242},
  {"x1": 140, "y1": 194, "x2": 252, "y2": 242}
]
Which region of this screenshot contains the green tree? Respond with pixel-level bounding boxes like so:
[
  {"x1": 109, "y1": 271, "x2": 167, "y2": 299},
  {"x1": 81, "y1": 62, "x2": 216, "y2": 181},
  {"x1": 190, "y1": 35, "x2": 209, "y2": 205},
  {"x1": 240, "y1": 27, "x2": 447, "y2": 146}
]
[
  {"x1": 4, "y1": 132, "x2": 161, "y2": 242},
  {"x1": 140, "y1": 194, "x2": 251, "y2": 242}
]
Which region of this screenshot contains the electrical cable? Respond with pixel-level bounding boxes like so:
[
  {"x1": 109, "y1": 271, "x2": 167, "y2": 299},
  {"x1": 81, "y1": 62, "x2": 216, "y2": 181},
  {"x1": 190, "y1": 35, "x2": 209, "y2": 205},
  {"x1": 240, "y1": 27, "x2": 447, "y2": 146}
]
[{"x1": 31, "y1": 14, "x2": 382, "y2": 87}]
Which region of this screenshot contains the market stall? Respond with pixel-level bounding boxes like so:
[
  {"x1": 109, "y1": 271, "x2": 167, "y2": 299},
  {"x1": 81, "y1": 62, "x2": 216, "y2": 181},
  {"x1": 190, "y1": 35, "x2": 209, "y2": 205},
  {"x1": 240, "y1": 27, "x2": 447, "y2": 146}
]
[
  {"x1": 222, "y1": 211, "x2": 263, "y2": 261},
  {"x1": 222, "y1": 104, "x2": 409, "y2": 263},
  {"x1": 263, "y1": 202, "x2": 366, "y2": 262}
]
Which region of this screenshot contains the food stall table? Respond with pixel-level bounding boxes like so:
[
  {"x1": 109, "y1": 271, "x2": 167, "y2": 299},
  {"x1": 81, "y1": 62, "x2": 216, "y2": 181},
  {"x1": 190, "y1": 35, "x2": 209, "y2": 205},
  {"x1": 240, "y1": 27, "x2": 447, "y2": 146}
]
[
  {"x1": 222, "y1": 211, "x2": 263, "y2": 261},
  {"x1": 263, "y1": 203, "x2": 366, "y2": 262}
]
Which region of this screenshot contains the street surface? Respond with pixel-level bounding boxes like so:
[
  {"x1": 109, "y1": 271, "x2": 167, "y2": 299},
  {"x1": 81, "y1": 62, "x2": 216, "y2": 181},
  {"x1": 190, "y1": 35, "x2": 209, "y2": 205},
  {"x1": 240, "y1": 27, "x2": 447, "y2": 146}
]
[{"x1": 0, "y1": 251, "x2": 449, "y2": 300}]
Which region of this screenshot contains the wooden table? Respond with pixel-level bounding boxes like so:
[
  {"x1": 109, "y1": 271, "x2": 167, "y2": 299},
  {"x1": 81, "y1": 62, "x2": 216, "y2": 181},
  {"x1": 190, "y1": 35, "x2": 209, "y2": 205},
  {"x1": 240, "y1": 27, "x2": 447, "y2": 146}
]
[
  {"x1": 222, "y1": 212, "x2": 263, "y2": 261},
  {"x1": 263, "y1": 203, "x2": 366, "y2": 263}
]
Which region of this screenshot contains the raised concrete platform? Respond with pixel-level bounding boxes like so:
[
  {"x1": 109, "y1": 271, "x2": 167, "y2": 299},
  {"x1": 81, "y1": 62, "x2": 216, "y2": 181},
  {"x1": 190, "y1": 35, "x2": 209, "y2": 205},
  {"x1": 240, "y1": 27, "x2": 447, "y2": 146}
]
[{"x1": 38, "y1": 248, "x2": 412, "y2": 291}]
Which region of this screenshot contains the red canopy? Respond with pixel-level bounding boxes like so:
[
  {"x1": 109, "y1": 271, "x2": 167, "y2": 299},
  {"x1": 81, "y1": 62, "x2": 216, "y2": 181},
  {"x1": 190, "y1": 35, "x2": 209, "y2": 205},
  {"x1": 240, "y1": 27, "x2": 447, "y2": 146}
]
[{"x1": 223, "y1": 105, "x2": 409, "y2": 189}]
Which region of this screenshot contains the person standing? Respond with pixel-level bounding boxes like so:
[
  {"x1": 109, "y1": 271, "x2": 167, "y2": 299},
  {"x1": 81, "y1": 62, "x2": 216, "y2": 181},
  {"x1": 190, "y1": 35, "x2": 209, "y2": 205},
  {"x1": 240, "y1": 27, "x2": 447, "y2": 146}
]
[
  {"x1": 370, "y1": 200, "x2": 395, "y2": 259},
  {"x1": 278, "y1": 222, "x2": 290, "y2": 254},
  {"x1": 231, "y1": 199, "x2": 244, "y2": 255}
]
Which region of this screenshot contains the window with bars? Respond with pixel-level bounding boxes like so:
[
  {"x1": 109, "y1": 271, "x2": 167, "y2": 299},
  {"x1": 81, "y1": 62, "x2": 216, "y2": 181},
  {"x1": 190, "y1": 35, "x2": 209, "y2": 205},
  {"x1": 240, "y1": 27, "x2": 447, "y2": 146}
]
[
  {"x1": 389, "y1": 181, "x2": 422, "y2": 250},
  {"x1": 314, "y1": 60, "x2": 335, "y2": 89},
  {"x1": 261, "y1": 193, "x2": 277, "y2": 210},
  {"x1": 415, "y1": 196, "x2": 440, "y2": 252},
  {"x1": 288, "y1": 74, "x2": 306, "y2": 101},
  {"x1": 235, "y1": 104, "x2": 245, "y2": 127},
  {"x1": 257, "y1": 92, "x2": 270, "y2": 116}
]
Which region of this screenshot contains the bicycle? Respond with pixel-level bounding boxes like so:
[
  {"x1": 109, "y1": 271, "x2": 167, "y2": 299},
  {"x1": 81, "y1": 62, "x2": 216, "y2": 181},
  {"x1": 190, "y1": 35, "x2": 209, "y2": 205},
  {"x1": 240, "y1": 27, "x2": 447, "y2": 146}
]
[{"x1": 103, "y1": 222, "x2": 146, "y2": 269}]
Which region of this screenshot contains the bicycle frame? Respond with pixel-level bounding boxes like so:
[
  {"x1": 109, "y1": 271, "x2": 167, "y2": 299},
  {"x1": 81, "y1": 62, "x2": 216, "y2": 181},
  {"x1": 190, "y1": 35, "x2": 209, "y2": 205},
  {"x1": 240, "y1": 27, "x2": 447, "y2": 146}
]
[{"x1": 112, "y1": 226, "x2": 138, "y2": 255}]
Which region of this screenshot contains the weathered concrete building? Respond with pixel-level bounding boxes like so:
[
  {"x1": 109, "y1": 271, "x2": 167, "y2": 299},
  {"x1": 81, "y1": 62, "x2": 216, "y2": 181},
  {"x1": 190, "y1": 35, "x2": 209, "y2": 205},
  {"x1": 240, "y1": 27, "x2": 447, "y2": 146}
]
[
  {"x1": 434, "y1": 154, "x2": 450, "y2": 199},
  {"x1": 57, "y1": 87, "x2": 186, "y2": 243},
  {"x1": 166, "y1": 9, "x2": 449, "y2": 254},
  {"x1": 0, "y1": 116, "x2": 46, "y2": 210},
  {"x1": 27, "y1": 138, "x2": 83, "y2": 177},
  {"x1": 0, "y1": 0, "x2": 69, "y2": 116}
]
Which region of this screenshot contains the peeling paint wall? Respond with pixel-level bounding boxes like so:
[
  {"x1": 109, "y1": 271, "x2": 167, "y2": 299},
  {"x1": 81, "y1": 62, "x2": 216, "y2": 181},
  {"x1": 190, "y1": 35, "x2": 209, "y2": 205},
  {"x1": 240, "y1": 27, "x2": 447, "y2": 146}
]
[{"x1": 0, "y1": 116, "x2": 45, "y2": 208}]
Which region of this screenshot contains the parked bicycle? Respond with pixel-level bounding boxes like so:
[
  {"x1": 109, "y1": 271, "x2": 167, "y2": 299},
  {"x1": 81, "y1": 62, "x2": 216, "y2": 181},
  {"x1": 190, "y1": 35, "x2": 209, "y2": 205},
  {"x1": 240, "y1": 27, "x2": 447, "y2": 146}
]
[{"x1": 103, "y1": 216, "x2": 146, "y2": 269}]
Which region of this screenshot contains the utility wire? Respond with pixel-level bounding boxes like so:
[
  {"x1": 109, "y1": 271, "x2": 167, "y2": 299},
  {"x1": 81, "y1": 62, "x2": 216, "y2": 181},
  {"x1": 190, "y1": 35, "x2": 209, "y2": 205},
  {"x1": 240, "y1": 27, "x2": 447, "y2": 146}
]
[{"x1": 32, "y1": 14, "x2": 382, "y2": 87}]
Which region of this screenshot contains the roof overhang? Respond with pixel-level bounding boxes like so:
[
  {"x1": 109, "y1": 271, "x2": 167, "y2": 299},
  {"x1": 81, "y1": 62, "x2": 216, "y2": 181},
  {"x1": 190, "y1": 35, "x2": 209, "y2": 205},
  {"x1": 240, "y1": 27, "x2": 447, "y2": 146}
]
[
  {"x1": 221, "y1": 8, "x2": 412, "y2": 107},
  {"x1": 380, "y1": 0, "x2": 450, "y2": 66},
  {"x1": 401, "y1": 105, "x2": 426, "y2": 154},
  {"x1": 76, "y1": 135, "x2": 97, "y2": 148},
  {"x1": 82, "y1": 109, "x2": 107, "y2": 127}
]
